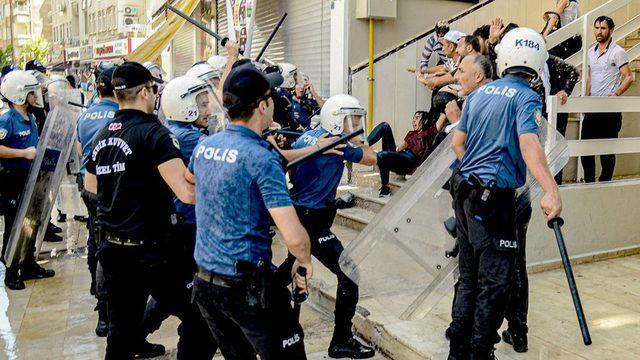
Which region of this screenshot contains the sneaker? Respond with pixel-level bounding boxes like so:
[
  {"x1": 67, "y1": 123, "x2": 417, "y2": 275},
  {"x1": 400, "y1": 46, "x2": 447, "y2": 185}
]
[
  {"x1": 379, "y1": 185, "x2": 391, "y2": 197},
  {"x1": 21, "y1": 263, "x2": 55, "y2": 281},
  {"x1": 95, "y1": 320, "x2": 108, "y2": 337},
  {"x1": 47, "y1": 222, "x2": 62, "y2": 234},
  {"x1": 4, "y1": 267, "x2": 25, "y2": 290},
  {"x1": 133, "y1": 340, "x2": 165, "y2": 359},
  {"x1": 328, "y1": 337, "x2": 375, "y2": 359},
  {"x1": 502, "y1": 329, "x2": 528, "y2": 353}
]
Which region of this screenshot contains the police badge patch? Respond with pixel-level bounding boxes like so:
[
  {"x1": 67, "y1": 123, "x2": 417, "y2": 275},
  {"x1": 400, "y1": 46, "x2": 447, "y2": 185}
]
[
  {"x1": 534, "y1": 110, "x2": 543, "y2": 126},
  {"x1": 0, "y1": 128, "x2": 7, "y2": 140},
  {"x1": 171, "y1": 134, "x2": 180, "y2": 149}
]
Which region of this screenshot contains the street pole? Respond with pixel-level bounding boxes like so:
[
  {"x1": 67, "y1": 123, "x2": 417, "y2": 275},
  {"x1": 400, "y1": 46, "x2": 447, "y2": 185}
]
[{"x1": 8, "y1": 0, "x2": 16, "y2": 63}]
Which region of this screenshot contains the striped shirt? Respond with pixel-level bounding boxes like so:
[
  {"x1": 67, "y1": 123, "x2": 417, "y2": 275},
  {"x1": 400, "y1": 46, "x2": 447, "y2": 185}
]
[{"x1": 420, "y1": 33, "x2": 446, "y2": 70}]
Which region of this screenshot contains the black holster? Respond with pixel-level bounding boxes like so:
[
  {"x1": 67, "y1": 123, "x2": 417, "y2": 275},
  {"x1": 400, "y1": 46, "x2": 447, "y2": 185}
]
[{"x1": 235, "y1": 259, "x2": 273, "y2": 310}]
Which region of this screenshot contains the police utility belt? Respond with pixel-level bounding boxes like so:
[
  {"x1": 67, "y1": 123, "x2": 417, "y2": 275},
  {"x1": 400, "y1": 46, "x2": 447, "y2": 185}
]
[
  {"x1": 100, "y1": 214, "x2": 182, "y2": 247},
  {"x1": 196, "y1": 260, "x2": 273, "y2": 310},
  {"x1": 450, "y1": 171, "x2": 516, "y2": 205}
]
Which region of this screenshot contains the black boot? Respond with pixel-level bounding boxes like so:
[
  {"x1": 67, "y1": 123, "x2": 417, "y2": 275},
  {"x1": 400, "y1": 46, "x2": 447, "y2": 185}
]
[
  {"x1": 95, "y1": 320, "x2": 108, "y2": 337},
  {"x1": 57, "y1": 211, "x2": 66, "y2": 223},
  {"x1": 470, "y1": 346, "x2": 497, "y2": 360},
  {"x1": 21, "y1": 262, "x2": 55, "y2": 280},
  {"x1": 47, "y1": 222, "x2": 62, "y2": 234},
  {"x1": 502, "y1": 328, "x2": 528, "y2": 353},
  {"x1": 4, "y1": 267, "x2": 25, "y2": 290},
  {"x1": 133, "y1": 340, "x2": 165, "y2": 359},
  {"x1": 43, "y1": 232, "x2": 63, "y2": 242},
  {"x1": 73, "y1": 215, "x2": 88, "y2": 222},
  {"x1": 328, "y1": 337, "x2": 375, "y2": 359},
  {"x1": 447, "y1": 339, "x2": 469, "y2": 360}
]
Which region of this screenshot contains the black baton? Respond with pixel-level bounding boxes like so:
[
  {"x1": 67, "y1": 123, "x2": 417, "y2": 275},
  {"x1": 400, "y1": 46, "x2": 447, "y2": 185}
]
[
  {"x1": 286, "y1": 129, "x2": 365, "y2": 169},
  {"x1": 292, "y1": 266, "x2": 308, "y2": 321},
  {"x1": 68, "y1": 101, "x2": 88, "y2": 109},
  {"x1": 165, "y1": 3, "x2": 229, "y2": 47},
  {"x1": 255, "y1": 13, "x2": 287, "y2": 62},
  {"x1": 547, "y1": 217, "x2": 592, "y2": 346}
]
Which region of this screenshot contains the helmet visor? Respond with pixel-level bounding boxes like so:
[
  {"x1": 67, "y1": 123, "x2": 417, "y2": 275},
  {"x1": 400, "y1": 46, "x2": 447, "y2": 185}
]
[
  {"x1": 200, "y1": 78, "x2": 228, "y2": 133},
  {"x1": 341, "y1": 107, "x2": 367, "y2": 142}
]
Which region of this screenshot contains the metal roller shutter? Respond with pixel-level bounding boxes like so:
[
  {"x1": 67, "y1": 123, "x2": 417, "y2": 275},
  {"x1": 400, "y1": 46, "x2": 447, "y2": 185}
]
[
  {"x1": 172, "y1": 23, "x2": 196, "y2": 77},
  {"x1": 215, "y1": 0, "x2": 330, "y2": 97}
]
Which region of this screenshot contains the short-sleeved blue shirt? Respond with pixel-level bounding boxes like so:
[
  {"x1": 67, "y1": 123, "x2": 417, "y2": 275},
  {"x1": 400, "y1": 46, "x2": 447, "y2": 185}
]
[
  {"x1": 457, "y1": 74, "x2": 542, "y2": 189},
  {"x1": 167, "y1": 120, "x2": 206, "y2": 225},
  {"x1": 76, "y1": 99, "x2": 118, "y2": 173},
  {"x1": 191, "y1": 124, "x2": 292, "y2": 277},
  {"x1": 289, "y1": 128, "x2": 364, "y2": 209},
  {"x1": 0, "y1": 107, "x2": 39, "y2": 170}
]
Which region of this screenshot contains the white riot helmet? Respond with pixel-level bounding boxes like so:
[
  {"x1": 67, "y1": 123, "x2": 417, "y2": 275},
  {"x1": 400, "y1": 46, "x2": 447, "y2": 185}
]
[
  {"x1": 161, "y1": 76, "x2": 217, "y2": 123},
  {"x1": 279, "y1": 62, "x2": 298, "y2": 89},
  {"x1": 186, "y1": 63, "x2": 220, "y2": 83},
  {"x1": 496, "y1": 27, "x2": 548, "y2": 79},
  {"x1": 47, "y1": 74, "x2": 71, "y2": 93},
  {"x1": 0, "y1": 70, "x2": 44, "y2": 108},
  {"x1": 320, "y1": 94, "x2": 366, "y2": 136},
  {"x1": 143, "y1": 61, "x2": 166, "y2": 81},
  {"x1": 207, "y1": 55, "x2": 227, "y2": 77}
]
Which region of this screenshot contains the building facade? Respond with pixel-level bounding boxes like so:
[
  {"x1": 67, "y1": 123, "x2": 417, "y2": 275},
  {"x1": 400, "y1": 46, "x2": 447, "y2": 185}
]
[{"x1": 0, "y1": 0, "x2": 50, "y2": 61}]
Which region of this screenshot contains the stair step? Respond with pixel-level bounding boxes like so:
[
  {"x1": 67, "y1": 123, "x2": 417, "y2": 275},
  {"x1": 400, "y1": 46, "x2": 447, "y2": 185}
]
[
  {"x1": 335, "y1": 207, "x2": 376, "y2": 231},
  {"x1": 337, "y1": 186, "x2": 389, "y2": 213}
]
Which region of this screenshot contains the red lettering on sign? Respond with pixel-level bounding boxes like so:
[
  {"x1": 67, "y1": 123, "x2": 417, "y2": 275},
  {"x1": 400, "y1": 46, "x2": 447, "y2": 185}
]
[{"x1": 108, "y1": 123, "x2": 122, "y2": 131}]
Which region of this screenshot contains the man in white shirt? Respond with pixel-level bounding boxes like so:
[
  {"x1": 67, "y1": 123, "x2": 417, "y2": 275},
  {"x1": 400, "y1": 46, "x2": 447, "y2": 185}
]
[{"x1": 583, "y1": 16, "x2": 633, "y2": 182}]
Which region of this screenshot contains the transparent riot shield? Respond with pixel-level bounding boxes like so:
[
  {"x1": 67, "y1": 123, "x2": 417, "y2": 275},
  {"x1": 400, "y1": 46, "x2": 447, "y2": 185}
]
[
  {"x1": 4, "y1": 90, "x2": 83, "y2": 267},
  {"x1": 338, "y1": 122, "x2": 569, "y2": 321},
  {"x1": 202, "y1": 78, "x2": 228, "y2": 134},
  {"x1": 55, "y1": 89, "x2": 88, "y2": 218}
]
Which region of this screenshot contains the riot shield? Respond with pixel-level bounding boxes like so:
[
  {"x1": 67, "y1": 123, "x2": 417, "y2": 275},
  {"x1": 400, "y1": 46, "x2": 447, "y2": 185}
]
[
  {"x1": 4, "y1": 90, "x2": 83, "y2": 267},
  {"x1": 338, "y1": 122, "x2": 569, "y2": 320},
  {"x1": 55, "y1": 90, "x2": 88, "y2": 219}
]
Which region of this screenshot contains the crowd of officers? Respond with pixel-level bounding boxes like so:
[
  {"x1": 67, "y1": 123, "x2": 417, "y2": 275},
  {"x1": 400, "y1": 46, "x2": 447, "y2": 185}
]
[{"x1": 0, "y1": 8, "x2": 630, "y2": 360}]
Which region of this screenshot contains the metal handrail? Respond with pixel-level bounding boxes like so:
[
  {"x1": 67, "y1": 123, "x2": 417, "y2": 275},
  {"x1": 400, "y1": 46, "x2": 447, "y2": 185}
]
[
  {"x1": 350, "y1": 0, "x2": 497, "y2": 75},
  {"x1": 547, "y1": 96, "x2": 640, "y2": 179}
]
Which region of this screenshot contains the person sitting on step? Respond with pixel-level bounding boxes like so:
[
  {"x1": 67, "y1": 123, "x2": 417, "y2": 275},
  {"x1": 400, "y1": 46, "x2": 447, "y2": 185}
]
[{"x1": 367, "y1": 111, "x2": 445, "y2": 197}]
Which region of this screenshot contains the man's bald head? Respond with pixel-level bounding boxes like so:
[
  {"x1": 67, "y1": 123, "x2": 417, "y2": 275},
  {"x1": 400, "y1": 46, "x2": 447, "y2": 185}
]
[{"x1": 455, "y1": 53, "x2": 493, "y2": 95}]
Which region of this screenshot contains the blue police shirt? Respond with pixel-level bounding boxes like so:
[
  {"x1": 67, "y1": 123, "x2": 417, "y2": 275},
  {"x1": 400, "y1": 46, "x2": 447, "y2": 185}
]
[
  {"x1": 289, "y1": 128, "x2": 363, "y2": 209},
  {"x1": 0, "y1": 107, "x2": 39, "y2": 170},
  {"x1": 167, "y1": 120, "x2": 205, "y2": 225},
  {"x1": 191, "y1": 124, "x2": 292, "y2": 277},
  {"x1": 457, "y1": 74, "x2": 542, "y2": 189},
  {"x1": 76, "y1": 99, "x2": 118, "y2": 173}
]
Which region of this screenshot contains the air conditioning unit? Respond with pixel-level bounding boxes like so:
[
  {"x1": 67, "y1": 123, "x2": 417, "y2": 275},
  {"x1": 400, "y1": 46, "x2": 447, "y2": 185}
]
[
  {"x1": 124, "y1": 17, "x2": 137, "y2": 26},
  {"x1": 124, "y1": 6, "x2": 138, "y2": 16}
]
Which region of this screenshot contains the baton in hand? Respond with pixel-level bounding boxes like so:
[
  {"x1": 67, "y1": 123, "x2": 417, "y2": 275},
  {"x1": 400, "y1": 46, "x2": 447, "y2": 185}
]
[
  {"x1": 165, "y1": 3, "x2": 229, "y2": 47},
  {"x1": 286, "y1": 129, "x2": 365, "y2": 169},
  {"x1": 292, "y1": 266, "x2": 308, "y2": 321},
  {"x1": 548, "y1": 217, "x2": 592, "y2": 346}
]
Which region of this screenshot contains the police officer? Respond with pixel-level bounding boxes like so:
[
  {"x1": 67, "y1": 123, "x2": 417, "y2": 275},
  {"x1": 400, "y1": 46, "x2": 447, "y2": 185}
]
[
  {"x1": 143, "y1": 61, "x2": 167, "y2": 124},
  {"x1": 75, "y1": 66, "x2": 118, "y2": 337},
  {"x1": 139, "y1": 76, "x2": 218, "y2": 351},
  {"x1": 190, "y1": 63, "x2": 313, "y2": 359},
  {"x1": 0, "y1": 70, "x2": 56, "y2": 290},
  {"x1": 286, "y1": 94, "x2": 377, "y2": 359},
  {"x1": 448, "y1": 28, "x2": 562, "y2": 359},
  {"x1": 84, "y1": 62, "x2": 213, "y2": 360}
]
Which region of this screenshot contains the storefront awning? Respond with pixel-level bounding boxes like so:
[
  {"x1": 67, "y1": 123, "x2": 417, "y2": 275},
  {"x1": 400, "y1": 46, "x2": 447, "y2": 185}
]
[{"x1": 125, "y1": 0, "x2": 200, "y2": 63}]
